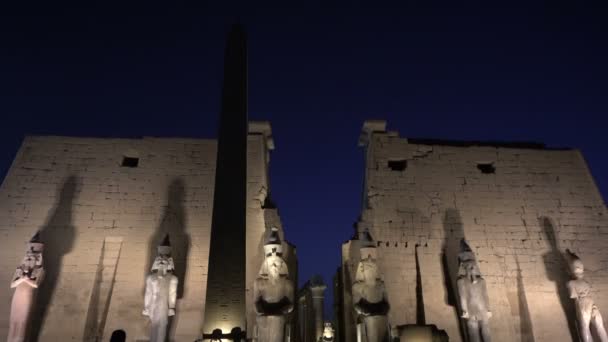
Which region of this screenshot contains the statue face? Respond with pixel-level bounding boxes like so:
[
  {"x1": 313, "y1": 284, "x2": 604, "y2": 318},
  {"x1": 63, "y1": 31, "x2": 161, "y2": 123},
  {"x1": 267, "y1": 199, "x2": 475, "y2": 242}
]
[
  {"x1": 572, "y1": 261, "x2": 584, "y2": 279},
  {"x1": 463, "y1": 260, "x2": 475, "y2": 274},
  {"x1": 266, "y1": 255, "x2": 282, "y2": 279},
  {"x1": 459, "y1": 259, "x2": 480, "y2": 278},
  {"x1": 152, "y1": 254, "x2": 174, "y2": 274},
  {"x1": 356, "y1": 259, "x2": 379, "y2": 284},
  {"x1": 258, "y1": 253, "x2": 288, "y2": 279},
  {"x1": 22, "y1": 250, "x2": 42, "y2": 269}
]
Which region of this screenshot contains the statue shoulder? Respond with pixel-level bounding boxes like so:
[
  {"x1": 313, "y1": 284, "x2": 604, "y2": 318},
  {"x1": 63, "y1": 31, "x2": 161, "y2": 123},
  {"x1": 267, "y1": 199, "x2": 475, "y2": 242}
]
[{"x1": 567, "y1": 279, "x2": 577, "y2": 289}]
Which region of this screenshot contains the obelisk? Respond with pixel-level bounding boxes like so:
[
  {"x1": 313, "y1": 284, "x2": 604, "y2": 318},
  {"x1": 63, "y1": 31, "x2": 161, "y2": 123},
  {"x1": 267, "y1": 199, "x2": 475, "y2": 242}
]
[{"x1": 202, "y1": 24, "x2": 248, "y2": 339}]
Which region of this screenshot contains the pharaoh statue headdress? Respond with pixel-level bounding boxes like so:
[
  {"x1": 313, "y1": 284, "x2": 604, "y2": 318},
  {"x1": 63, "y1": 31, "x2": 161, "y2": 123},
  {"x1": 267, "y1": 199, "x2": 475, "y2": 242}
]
[
  {"x1": 263, "y1": 227, "x2": 283, "y2": 256},
  {"x1": 355, "y1": 228, "x2": 380, "y2": 283},
  {"x1": 259, "y1": 227, "x2": 288, "y2": 277},
  {"x1": 566, "y1": 249, "x2": 584, "y2": 275},
  {"x1": 22, "y1": 231, "x2": 44, "y2": 268},
  {"x1": 358, "y1": 226, "x2": 376, "y2": 249},
  {"x1": 358, "y1": 227, "x2": 377, "y2": 261},
  {"x1": 151, "y1": 234, "x2": 175, "y2": 272},
  {"x1": 158, "y1": 234, "x2": 171, "y2": 256},
  {"x1": 458, "y1": 239, "x2": 481, "y2": 277},
  {"x1": 28, "y1": 230, "x2": 44, "y2": 254}
]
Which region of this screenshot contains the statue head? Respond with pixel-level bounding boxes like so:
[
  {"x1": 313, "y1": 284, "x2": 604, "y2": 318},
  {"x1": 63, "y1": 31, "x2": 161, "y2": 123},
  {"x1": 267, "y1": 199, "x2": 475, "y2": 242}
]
[
  {"x1": 260, "y1": 254, "x2": 289, "y2": 280},
  {"x1": 355, "y1": 255, "x2": 380, "y2": 285},
  {"x1": 458, "y1": 239, "x2": 481, "y2": 281},
  {"x1": 355, "y1": 226, "x2": 381, "y2": 285},
  {"x1": 259, "y1": 227, "x2": 289, "y2": 279},
  {"x1": 358, "y1": 227, "x2": 376, "y2": 249},
  {"x1": 263, "y1": 227, "x2": 283, "y2": 257},
  {"x1": 22, "y1": 231, "x2": 44, "y2": 270},
  {"x1": 567, "y1": 249, "x2": 585, "y2": 279},
  {"x1": 151, "y1": 234, "x2": 175, "y2": 275}
]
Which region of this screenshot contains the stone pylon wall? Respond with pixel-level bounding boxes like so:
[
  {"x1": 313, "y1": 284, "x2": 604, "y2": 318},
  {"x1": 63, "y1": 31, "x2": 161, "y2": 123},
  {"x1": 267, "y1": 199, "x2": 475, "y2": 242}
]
[
  {"x1": 246, "y1": 123, "x2": 297, "y2": 339},
  {"x1": 0, "y1": 130, "x2": 292, "y2": 342},
  {"x1": 344, "y1": 122, "x2": 608, "y2": 342},
  {"x1": 0, "y1": 136, "x2": 217, "y2": 341}
]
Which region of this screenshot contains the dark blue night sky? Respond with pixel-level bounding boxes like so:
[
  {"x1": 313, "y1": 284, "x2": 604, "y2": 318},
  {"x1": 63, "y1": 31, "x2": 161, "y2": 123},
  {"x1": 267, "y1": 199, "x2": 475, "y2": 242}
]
[{"x1": 1, "y1": 1, "x2": 607, "y2": 318}]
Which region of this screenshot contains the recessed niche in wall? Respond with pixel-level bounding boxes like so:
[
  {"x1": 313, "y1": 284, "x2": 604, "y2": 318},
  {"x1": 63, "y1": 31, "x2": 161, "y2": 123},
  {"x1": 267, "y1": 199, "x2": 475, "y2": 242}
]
[
  {"x1": 121, "y1": 156, "x2": 139, "y2": 168},
  {"x1": 388, "y1": 159, "x2": 407, "y2": 171},
  {"x1": 477, "y1": 162, "x2": 495, "y2": 174}
]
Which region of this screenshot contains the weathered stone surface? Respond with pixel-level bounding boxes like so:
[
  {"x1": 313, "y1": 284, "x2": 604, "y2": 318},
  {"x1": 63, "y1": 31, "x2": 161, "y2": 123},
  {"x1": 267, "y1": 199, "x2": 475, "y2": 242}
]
[
  {"x1": 566, "y1": 250, "x2": 608, "y2": 342},
  {"x1": 298, "y1": 276, "x2": 327, "y2": 342},
  {"x1": 339, "y1": 120, "x2": 608, "y2": 342},
  {"x1": 0, "y1": 128, "x2": 286, "y2": 341},
  {"x1": 253, "y1": 227, "x2": 294, "y2": 342},
  {"x1": 352, "y1": 230, "x2": 390, "y2": 342}
]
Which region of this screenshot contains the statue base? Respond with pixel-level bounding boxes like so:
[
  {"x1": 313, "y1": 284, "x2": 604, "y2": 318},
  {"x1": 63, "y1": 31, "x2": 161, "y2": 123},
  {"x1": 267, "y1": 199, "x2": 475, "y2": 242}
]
[
  {"x1": 199, "y1": 327, "x2": 246, "y2": 342},
  {"x1": 394, "y1": 324, "x2": 448, "y2": 342}
]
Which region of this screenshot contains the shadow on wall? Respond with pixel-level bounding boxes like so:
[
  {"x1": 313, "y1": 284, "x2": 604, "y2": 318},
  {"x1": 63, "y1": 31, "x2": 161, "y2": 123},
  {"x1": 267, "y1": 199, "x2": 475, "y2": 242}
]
[
  {"x1": 441, "y1": 208, "x2": 467, "y2": 342},
  {"x1": 514, "y1": 255, "x2": 535, "y2": 342},
  {"x1": 83, "y1": 237, "x2": 122, "y2": 341},
  {"x1": 83, "y1": 240, "x2": 105, "y2": 341},
  {"x1": 29, "y1": 175, "x2": 78, "y2": 341},
  {"x1": 540, "y1": 216, "x2": 578, "y2": 341},
  {"x1": 414, "y1": 243, "x2": 426, "y2": 325},
  {"x1": 146, "y1": 178, "x2": 190, "y2": 336}
]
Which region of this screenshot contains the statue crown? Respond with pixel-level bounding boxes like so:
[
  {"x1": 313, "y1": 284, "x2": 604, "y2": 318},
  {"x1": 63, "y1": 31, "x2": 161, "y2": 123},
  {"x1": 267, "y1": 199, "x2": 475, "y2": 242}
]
[{"x1": 264, "y1": 227, "x2": 283, "y2": 255}]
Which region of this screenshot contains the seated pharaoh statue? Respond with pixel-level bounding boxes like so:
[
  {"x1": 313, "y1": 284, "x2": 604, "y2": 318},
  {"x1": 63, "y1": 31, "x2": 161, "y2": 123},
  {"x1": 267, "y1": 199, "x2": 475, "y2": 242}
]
[
  {"x1": 7, "y1": 231, "x2": 45, "y2": 342},
  {"x1": 352, "y1": 229, "x2": 390, "y2": 342},
  {"x1": 253, "y1": 227, "x2": 294, "y2": 342},
  {"x1": 566, "y1": 249, "x2": 608, "y2": 342},
  {"x1": 143, "y1": 234, "x2": 178, "y2": 342},
  {"x1": 456, "y1": 239, "x2": 492, "y2": 342}
]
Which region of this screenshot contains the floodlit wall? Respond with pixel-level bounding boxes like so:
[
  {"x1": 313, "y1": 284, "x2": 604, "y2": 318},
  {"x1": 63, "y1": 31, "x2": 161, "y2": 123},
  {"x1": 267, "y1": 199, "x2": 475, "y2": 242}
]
[
  {"x1": 0, "y1": 126, "x2": 293, "y2": 341},
  {"x1": 0, "y1": 136, "x2": 216, "y2": 341},
  {"x1": 246, "y1": 122, "x2": 297, "y2": 339},
  {"x1": 340, "y1": 121, "x2": 608, "y2": 342}
]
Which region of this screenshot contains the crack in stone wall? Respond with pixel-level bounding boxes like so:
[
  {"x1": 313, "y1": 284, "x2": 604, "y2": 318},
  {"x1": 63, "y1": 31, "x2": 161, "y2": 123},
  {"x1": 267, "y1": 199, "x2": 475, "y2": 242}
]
[{"x1": 343, "y1": 127, "x2": 608, "y2": 342}]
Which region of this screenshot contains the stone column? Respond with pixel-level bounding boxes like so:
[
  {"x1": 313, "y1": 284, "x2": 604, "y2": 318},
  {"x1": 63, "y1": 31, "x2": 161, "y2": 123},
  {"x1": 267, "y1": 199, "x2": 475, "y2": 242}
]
[{"x1": 310, "y1": 283, "x2": 327, "y2": 341}]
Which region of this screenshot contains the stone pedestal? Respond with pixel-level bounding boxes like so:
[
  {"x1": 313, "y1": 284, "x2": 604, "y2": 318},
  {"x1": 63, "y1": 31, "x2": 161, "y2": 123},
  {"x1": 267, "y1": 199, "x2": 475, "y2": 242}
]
[{"x1": 396, "y1": 324, "x2": 448, "y2": 342}]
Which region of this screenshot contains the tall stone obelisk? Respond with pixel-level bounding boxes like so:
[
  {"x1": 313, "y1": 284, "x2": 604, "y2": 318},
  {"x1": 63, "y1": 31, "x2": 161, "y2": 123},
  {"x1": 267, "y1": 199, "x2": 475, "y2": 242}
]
[{"x1": 202, "y1": 24, "x2": 248, "y2": 339}]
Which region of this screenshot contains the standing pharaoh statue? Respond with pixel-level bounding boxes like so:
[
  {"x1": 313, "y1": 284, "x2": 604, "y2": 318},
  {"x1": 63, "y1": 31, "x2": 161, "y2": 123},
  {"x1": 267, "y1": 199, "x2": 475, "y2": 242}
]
[
  {"x1": 351, "y1": 229, "x2": 390, "y2": 342},
  {"x1": 457, "y1": 239, "x2": 492, "y2": 342},
  {"x1": 253, "y1": 227, "x2": 294, "y2": 342},
  {"x1": 566, "y1": 249, "x2": 608, "y2": 342},
  {"x1": 7, "y1": 232, "x2": 45, "y2": 342},
  {"x1": 143, "y1": 234, "x2": 178, "y2": 342}
]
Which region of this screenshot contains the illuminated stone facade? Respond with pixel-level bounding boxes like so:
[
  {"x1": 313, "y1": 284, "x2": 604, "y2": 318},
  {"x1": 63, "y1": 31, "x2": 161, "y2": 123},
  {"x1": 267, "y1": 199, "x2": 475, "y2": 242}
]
[
  {"x1": 0, "y1": 121, "x2": 294, "y2": 341},
  {"x1": 337, "y1": 120, "x2": 608, "y2": 342}
]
